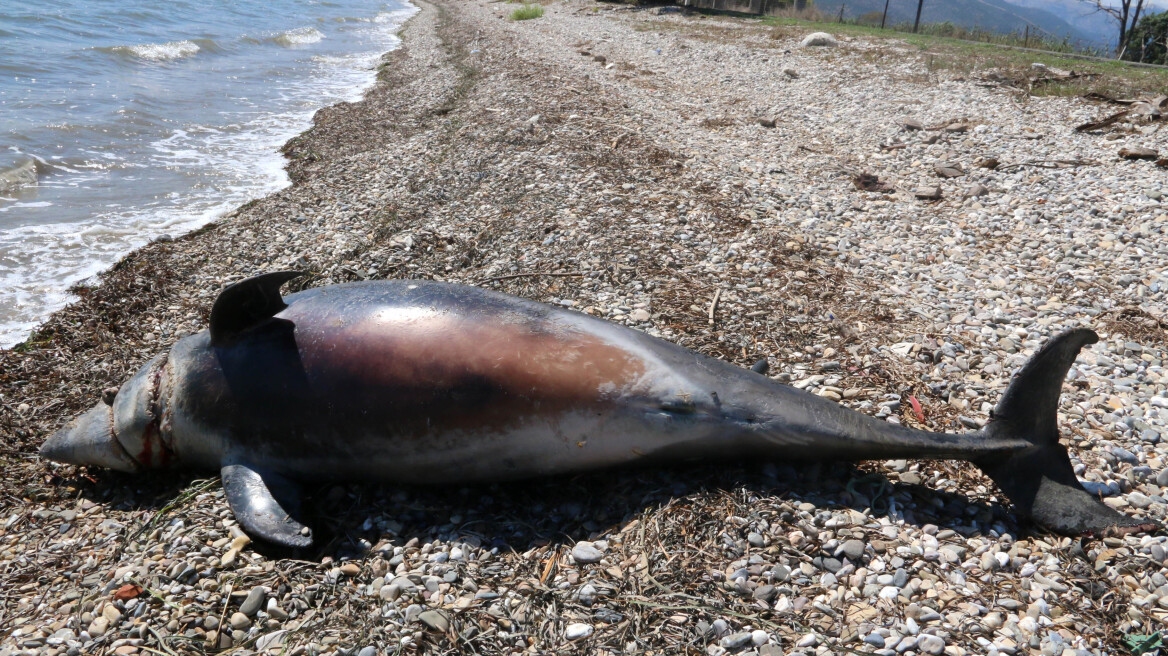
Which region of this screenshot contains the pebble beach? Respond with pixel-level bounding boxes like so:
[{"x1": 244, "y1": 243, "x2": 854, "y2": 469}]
[{"x1": 2, "y1": 0, "x2": 1168, "y2": 654}]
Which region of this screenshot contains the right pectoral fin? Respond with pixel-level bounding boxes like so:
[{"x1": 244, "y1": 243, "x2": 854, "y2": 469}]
[{"x1": 221, "y1": 459, "x2": 313, "y2": 548}]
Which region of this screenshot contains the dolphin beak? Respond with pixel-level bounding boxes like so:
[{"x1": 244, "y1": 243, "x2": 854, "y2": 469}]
[{"x1": 40, "y1": 404, "x2": 140, "y2": 472}]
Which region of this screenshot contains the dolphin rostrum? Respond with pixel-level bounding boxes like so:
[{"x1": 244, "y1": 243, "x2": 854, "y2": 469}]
[{"x1": 40, "y1": 272, "x2": 1155, "y2": 547}]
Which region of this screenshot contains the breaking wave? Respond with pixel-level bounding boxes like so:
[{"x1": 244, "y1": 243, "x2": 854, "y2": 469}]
[
  {"x1": 104, "y1": 39, "x2": 203, "y2": 61},
  {"x1": 271, "y1": 27, "x2": 325, "y2": 47}
]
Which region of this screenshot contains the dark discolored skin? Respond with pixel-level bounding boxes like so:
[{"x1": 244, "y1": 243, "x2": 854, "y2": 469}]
[
  {"x1": 41, "y1": 276, "x2": 1156, "y2": 545},
  {"x1": 161, "y1": 280, "x2": 1026, "y2": 482}
]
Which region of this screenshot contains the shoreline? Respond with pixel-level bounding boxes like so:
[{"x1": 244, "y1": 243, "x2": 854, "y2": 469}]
[
  {"x1": 0, "y1": 1, "x2": 417, "y2": 350},
  {"x1": 2, "y1": 0, "x2": 1167, "y2": 653}
]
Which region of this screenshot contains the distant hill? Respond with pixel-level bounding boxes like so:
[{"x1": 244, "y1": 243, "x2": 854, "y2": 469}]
[
  {"x1": 810, "y1": 0, "x2": 1104, "y2": 50},
  {"x1": 1009, "y1": 0, "x2": 1168, "y2": 48}
]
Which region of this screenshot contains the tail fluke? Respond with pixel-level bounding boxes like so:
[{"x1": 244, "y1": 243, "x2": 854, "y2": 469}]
[{"x1": 977, "y1": 328, "x2": 1158, "y2": 536}]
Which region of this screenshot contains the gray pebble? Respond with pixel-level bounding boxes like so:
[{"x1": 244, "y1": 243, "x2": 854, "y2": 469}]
[
  {"x1": 721, "y1": 632, "x2": 754, "y2": 650},
  {"x1": 839, "y1": 539, "x2": 865, "y2": 560},
  {"x1": 1128, "y1": 492, "x2": 1153, "y2": 508},
  {"x1": 419, "y1": 609, "x2": 451, "y2": 632},
  {"x1": 1112, "y1": 446, "x2": 1139, "y2": 464},
  {"x1": 239, "y1": 586, "x2": 266, "y2": 617},
  {"x1": 819, "y1": 557, "x2": 842, "y2": 573},
  {"x1": 1156, "y1": 469, "x2": 1168, "y2": 487},
  {"x1": 578, "y1": 583, "x2": 598, "y2": 606},
  {"x1": 572, "y1": 541, "x2": 604, "y2": 564}
]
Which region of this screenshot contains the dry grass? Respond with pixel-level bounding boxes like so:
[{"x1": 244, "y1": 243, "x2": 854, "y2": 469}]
[{"x1": 1100, "y1": 307, "x2": 1168, "y2": 348}]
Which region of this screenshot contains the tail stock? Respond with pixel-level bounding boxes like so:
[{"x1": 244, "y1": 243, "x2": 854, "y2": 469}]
[{"x1": 976, "y1": 328, "x2": 1158, "y2": 537}]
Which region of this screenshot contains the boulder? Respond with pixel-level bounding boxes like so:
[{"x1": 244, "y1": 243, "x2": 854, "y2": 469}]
[{"x1": 800, "y1": 32, "x2": 837, "y2": 47}]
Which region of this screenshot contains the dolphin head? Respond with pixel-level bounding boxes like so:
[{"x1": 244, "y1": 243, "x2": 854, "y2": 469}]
[{"x1": 40, "y1": 353, "x2": 172, "y2": 472}]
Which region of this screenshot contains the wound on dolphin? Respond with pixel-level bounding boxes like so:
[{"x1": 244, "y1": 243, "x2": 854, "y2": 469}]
[{"x1": 39, "y1": 271, "x2": 1158, "y2": 547}]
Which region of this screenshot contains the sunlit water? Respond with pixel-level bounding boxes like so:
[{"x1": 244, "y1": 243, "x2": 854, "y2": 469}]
[{"x1": 0, "y1": 0, "x2": 416, "y2": 347}]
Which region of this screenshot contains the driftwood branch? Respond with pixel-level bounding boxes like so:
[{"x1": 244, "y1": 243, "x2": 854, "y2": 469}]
[
  {"x1": 475, "y1": 271, "x2": 586, "y2": 284},
  {"x1": 995, "y1": 156, "x2": 1093, "y2": 169},
  {"x1": 1076, "y1": 110, "x2": 1130, "y2": 132}
]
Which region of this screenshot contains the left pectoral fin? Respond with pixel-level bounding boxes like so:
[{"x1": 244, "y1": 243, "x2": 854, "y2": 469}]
[{"x1": 221, "y1": 459, "x2": 313, "y2": 548}]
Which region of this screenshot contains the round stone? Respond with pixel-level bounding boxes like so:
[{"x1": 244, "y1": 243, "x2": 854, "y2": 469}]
[
  {"x1": 800, "y1": 32, "x2": 837, "y2": 47},
  {"x1": 571, "y1": 541, "x2": 604, "y2": 564},
  {"x1": 229, "y1": 612, "x2": 251, "y2": 631},
  {"x1": 566, "y1": 623, "x2": 594, "y2": 640},
  {"x1": 840, "y1": 539, "x2": 865, "y2": 560},
  {"x1": 918, "y1": 634, "x2": 945, "y2": 655}
]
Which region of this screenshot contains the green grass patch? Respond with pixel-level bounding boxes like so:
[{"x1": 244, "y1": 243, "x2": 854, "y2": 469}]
[
  {"x1": 759, "y1": 16, "x2": 1168, "y2": 98},
  {"x1": 510, "y1": 4, "x2": 543, "y2": 20}
]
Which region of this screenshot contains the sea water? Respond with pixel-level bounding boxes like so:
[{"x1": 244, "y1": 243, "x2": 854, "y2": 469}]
[{"x1": 0, "y1": 0, "x2": 416, "y2": 347}]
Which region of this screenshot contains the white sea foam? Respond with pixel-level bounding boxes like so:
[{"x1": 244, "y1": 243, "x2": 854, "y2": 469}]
[
  {"x1": 375, "y1": 8, "x2": 417, "y2": 23},
  {"x1": 111, "y1": 40, "x2": 201, "y2": 61},
  {"x1": 0, "y1": 1, "x2": 418, "y2": 348},
  {"x1": 272, "y1": 27, "x2": 325, "y2": 47}
]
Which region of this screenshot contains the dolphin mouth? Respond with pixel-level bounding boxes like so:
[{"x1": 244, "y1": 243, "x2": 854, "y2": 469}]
[{"x1": 40, "y1": 403, "x2": 140, "y2": 473}]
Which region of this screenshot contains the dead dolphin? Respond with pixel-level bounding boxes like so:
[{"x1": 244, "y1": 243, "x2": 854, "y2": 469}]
[{"x1": 41, "y1": 272, "x2": 1154, "y2": 547}]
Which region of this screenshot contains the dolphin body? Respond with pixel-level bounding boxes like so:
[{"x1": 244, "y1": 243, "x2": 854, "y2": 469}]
[{"x1": 41, "y1": 272, "x2": 1154, "y2": 547}]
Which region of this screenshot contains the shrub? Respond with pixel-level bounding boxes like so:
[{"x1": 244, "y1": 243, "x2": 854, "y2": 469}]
[{"x1": 510, "y1": 4, "x2": 544, "y2": 20}]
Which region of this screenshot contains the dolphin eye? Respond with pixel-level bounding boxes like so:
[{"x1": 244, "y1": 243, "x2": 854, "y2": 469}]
[
  {"x1": 101, "y1": 387, "x2": 119, "y2": 407},
  {"x1": 660, "y1": 399, "x2": 697, "y2": 415}
]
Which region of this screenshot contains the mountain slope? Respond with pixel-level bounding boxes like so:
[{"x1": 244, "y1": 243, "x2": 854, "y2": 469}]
[
  {"x1": 811, "y1": 0, "x2": 1102, "y2": 48},
  {"x1": 1010, "y1": 0, "x2": 1168, "y2": 48}
]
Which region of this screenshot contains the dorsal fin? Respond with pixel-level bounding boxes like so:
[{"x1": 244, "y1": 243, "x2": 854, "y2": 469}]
[
  {"x1": 210, "y1": 271, "x2": 304, "y2": 346},
  {"x1": 750, "y1": 358, "x2": 769, "y2": 375},
  {"x1": 989, "y1": 327, "x2": 1098, "y2": 444}
]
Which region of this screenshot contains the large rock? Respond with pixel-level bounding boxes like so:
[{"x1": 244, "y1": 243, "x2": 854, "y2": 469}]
[{"x1": 800, "y1": 32, "x2": 837, "y2": 47}]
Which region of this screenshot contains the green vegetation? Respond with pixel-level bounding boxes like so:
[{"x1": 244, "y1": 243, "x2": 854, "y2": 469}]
[
  {"x1": 759, "y1": 14, "x2": 1168, "y2": 97},
  {"x1": 1126, "y1": 11, "x2": 1168, "y2": 65},
  {"x1": 509, "y1": 4, "x2": 544, "y2": 20},
  {"x1": 766, "y1": 8, "x2": 1097, "y2": 54}
]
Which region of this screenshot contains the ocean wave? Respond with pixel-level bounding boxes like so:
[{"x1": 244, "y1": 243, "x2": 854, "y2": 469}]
[
  {"x1": 0, "y1": 156, "x2": 38, "y2": 194},
  {"x1": 271, "y1": 27, "x2": 325, "y2": 47},
  {"x1": 104, "y1": 39, "x2": 202, "y2": 61},
  {"x1": 374, "y1": 8, "x2": 417, "y2": 24}
]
